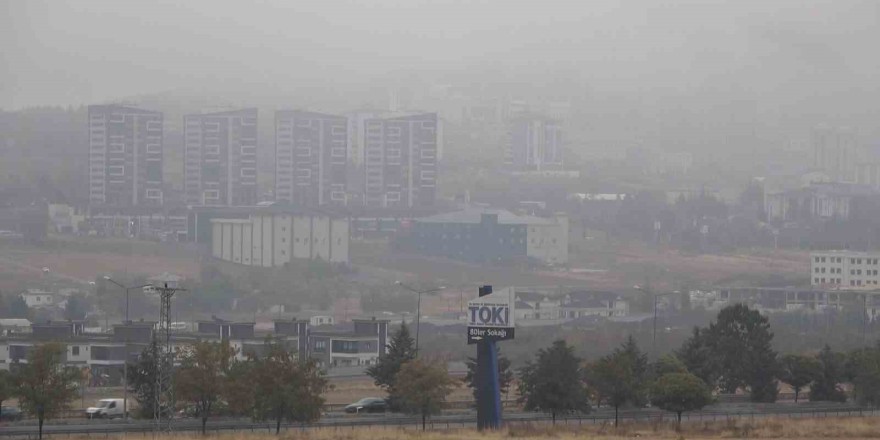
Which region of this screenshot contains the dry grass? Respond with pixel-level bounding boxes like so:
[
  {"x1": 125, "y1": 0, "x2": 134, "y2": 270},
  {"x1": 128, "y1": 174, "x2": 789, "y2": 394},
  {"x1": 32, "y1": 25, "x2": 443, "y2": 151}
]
[{"x1": 59, "y1": 416, "x2": 880, "y2": 439}]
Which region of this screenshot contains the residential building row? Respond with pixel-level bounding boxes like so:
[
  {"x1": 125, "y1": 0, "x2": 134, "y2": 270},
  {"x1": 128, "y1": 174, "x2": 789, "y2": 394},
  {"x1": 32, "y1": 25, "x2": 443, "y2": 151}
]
[
  {"x1": 503, "y1": 288, "x2": 629, "y2": 321},
  {"x1": 689, "y1": 286, "x2": 880, "y2": 319},
  {"x1": 88, "y1": 105, "x2": 440, "y2": 210},
  {"x1": 0, "y1": 318, "x2": 389, "y2": 382},
  {"x1": 88, "y1": 104, "x2": 567, "y2": 209}
]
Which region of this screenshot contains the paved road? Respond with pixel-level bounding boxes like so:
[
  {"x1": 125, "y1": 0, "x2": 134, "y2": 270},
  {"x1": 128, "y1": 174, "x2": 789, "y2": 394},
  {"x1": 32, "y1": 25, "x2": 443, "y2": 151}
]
[{"x1": 0, "y1": 402, "x2": 872, "y2": 438}]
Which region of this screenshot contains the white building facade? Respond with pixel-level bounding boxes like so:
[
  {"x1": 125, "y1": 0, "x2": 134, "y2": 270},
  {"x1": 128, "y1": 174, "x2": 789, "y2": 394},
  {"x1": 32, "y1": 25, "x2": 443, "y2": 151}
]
[
  {"x1": 811, "y1": 250, "x2": 880, "y2": 288},
  {"x1": 211, "y1": 212, "x2": 350, "y2": 266}
]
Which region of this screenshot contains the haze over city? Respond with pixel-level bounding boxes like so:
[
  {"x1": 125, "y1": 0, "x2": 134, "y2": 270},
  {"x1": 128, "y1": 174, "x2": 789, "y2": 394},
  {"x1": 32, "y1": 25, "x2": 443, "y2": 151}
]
[{"x1": 3, "y1": 1, "x2": 880, "y2": 438}]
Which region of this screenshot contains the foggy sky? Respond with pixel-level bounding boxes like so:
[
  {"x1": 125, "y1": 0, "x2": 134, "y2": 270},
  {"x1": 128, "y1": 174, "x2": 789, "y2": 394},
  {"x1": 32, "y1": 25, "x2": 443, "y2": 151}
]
[{"x1": 2, "y1": 0, "x2": 879, "y2": 136}]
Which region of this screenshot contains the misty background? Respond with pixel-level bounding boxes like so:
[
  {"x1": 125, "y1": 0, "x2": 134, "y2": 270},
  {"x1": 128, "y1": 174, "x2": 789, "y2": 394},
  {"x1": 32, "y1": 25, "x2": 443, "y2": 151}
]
[{"x1": 3, "y1": 0, "x2": 880, "y2": 171}]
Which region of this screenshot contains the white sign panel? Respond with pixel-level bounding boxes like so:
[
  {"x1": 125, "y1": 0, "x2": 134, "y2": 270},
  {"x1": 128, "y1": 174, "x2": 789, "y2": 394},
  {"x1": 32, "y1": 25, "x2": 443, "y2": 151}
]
[{"x1": 467, "y1": 287, "x2": 515, "y2": 328}]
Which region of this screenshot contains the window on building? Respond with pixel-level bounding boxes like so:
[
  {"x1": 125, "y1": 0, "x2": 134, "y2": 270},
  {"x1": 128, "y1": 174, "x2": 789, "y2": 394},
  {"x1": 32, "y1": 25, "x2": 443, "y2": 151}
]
[
  {"x1": 822, "y1": 257, "x2": 827, "y2": 263},
  {"x1": 821, "y1": 278, "x2": 826, "y2": 283},
  {"x1": 815, "y1": 257, "x2": 820, "y2": 263},
  {"x1": 314, "y1": 340, "x2": 326, "y2": 352},
  {"x1": 72, "y1": 346, "x2": 80, "y2": 356},
  {"x1": 815, "y1": 278, "x2": 819, "y2": 284}
]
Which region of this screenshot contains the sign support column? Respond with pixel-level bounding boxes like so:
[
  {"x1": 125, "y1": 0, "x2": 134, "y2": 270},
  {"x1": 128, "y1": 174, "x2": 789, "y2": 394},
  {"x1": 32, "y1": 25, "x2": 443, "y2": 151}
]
[{"x1": 471, "y1": 285, "x2": 508, "y2": 430}]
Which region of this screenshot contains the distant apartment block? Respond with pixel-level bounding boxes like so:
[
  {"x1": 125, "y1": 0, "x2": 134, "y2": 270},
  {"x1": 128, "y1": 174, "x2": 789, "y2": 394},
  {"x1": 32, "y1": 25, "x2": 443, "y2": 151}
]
[
  {"x1": 275, "y1": 111, "x2": 348, "y2": 206},
  {"x1": 346, "y1": 109, "x2": 386, "y2": 167},
  {"x1": 183, "y1": 109, "x2": 258, "y2": 206},
  {"x1": 811, "y1": 250, "x2": 880, "y2": 288},
  {"x1": 507, "y1": 117, "x2": 563, "y2": 172},
  {"x1": 88, "y1": 105, "x2": 163, "y2": 206},
  {"x1": 813, "y1": 126, "x2": 859, "y2": 183},
  {"x1": 364, "y1": 113, "x2": 438, "y2": 208}
]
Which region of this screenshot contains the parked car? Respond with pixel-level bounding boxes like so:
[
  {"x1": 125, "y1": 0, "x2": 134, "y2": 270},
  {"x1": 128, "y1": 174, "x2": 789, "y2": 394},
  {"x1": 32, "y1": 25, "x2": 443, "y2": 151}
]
[
  {"x1": 0, "y1": 406, "x2": 22, "y2": 421},
  {"x1": 344, "y1": 397, "x2": 387, "y2": 414},
  {"x1": 86, "y1": 399, "x2": 125, "y2": 419}
]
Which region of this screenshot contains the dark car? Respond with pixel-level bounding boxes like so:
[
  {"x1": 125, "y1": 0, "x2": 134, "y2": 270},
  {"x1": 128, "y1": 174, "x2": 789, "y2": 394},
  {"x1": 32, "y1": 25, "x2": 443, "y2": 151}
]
[
  {"x1": 0, "y1": 406, "x2": 22, "y2": 422},
  {"x1": 344, "y1": 397, "x2": 387, "y2": 414}
]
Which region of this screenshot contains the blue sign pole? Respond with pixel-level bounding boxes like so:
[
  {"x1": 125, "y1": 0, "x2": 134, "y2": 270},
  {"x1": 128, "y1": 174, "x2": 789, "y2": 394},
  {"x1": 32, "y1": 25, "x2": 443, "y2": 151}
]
[{"x1": 476, "y1": 285, "x2": 502, "y2": 430}]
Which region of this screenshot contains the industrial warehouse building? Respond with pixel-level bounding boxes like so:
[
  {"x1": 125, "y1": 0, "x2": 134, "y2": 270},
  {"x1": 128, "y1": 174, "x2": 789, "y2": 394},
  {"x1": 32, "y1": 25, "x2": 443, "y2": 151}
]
[{"x1": 187, "y1": 205, "x2": 350, "y2": 266}]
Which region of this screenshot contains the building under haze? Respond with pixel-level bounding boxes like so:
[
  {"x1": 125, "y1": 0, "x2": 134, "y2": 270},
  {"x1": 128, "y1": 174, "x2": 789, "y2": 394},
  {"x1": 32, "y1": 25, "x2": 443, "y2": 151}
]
[
  {"x1": 813, "y1": 126, "x2": 859, "y2": 183},
  {"x1": 811, "y1": 250, "x2": 880, "y2": 288},
  {"x1": 400, "y1": 208, "x2": 568, "y2": 265},
  {"x1": 507, "y1": 117, "x2": 563, "y2": 172},
  {"x1": 275, "y1": 111, "x2": 348, "y2": 206},
  {"x1": 183, "y1": 108, "x2": 258, "y2": 206},
  {"x1": 364, "y1": 113, "x2": 438, "y2": 208},
  {"x1": 190, "y1": 205, "x2": 351, "y2": 266},
  {"x1": 88, "y1": 105, "x2": 164, "y2": 207}
]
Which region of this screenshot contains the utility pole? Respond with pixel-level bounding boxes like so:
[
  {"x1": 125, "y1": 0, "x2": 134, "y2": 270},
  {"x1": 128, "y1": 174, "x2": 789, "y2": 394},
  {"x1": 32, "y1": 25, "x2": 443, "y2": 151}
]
[{"x1": 154, "y1": 283, "x2": 185, "y2": 433}]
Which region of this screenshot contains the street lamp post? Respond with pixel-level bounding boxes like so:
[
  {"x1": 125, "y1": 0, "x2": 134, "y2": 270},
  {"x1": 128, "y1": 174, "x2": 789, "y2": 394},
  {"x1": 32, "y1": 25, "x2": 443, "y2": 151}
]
[
  {"x1": 395, "y1": 281, "x2": 445, "y2": 352},
  {"x1": 103, "y1": 277, "x2": 153, "y2": 322},
  {"x1": 102, "y1": 276, "x2": 152, "y2": 420},
  {"x1": 653, "y1": 291, "x2": 679, "y2": 355}
]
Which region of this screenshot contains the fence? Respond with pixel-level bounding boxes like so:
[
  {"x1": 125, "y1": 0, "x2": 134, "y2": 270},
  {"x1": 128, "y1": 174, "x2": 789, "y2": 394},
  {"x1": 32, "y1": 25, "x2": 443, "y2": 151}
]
[{"x1": 1, "y1": 405, "x2": 875, "y2": 439}]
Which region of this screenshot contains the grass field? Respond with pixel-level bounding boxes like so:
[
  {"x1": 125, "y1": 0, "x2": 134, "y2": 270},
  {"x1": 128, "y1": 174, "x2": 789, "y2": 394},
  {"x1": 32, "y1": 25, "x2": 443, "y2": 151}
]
[{"x1": 54, "y1": 416, "x2": 880, "y2": 439}]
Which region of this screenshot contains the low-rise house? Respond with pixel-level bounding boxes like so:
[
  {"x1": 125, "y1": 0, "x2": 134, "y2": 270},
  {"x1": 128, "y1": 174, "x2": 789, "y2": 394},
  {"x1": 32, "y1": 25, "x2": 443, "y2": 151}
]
[
  {"x1": 21, "y1": 289, "x2": 54, "y2": 309},
  {"x1": 561, "y1": 291, "x2": 629, "y2": 318}
]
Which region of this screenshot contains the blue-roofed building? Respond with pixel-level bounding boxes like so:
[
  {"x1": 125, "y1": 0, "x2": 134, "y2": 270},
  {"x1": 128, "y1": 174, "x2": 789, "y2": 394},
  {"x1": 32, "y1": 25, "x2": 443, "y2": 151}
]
[{"x1": 399, "y1": 208, "x2": 568, "y2": 265}]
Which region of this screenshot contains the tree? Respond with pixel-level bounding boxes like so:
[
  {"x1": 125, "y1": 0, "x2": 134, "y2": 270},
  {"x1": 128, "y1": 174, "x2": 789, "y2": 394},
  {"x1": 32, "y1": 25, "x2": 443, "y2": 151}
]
[
  {"x1": 1, "y1": 294, "x2": 30, "y2": 319},
  {"x1": 650, "y1": 372, "x2": 713, "y2": 427},
  {"x1": 809, "y1": 345, "x2": 848, "y2": 402},
  {"x1": 779, "y1": 354, "x2": 821, "y2": 403},
  {"x1": 15, "y1": 343, "x2": 79, "y2": 439},
  {"x1": 518, "y1": 340, "x2": 590, "y2": 424},
  {"x1": 845, "y1": 345, "x2": 880, "y2": 406},
  {"x1": 463, "y1": 349, "x2": 514, "y2": 401},
  {"x1": 0, "y1": 370, "x2": 13, "y2": 422},
  {"x1": 175, "y1": 341, "x2": 236, "y2": 434},
  {"x1": 63, "y1": 293, "x2": 89, "y2": 321},
  {"x1": 652, "y1": 354, "x2": 688, "y2": 379},
  {"x1": 252, "y1": 341, "x2": 327, "y2": 434},
  {"x1": 679, "y1": 305, "x2": 779, "y2": 401},
  {"x1": 586, "y1": 336, "x2": 649, "y2": 427},
  {"x1": 676, "y1": 327, "x2": 720, "y2": 389},
  {"x1": 707, "y1": 305, "x2": 779, "y2": 402},
  {"x1": 366, "y1": 322, "x2": 416, "y2": 409},
  {"x1": 224, "y1": 358, "x2": 256, "y2": 419},
  {"x1": 394, "y1": 358, "x2": 457, "y2": 430},
  {"x1": 126, "y1": 340, "x2": 161, "y2": 419}
]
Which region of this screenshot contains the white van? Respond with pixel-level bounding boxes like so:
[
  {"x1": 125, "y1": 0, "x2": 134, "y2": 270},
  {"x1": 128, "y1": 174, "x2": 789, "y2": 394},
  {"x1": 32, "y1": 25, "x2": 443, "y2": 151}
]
[{"x1": 86, "y1": 399, "x2": 125, "y2": 419}]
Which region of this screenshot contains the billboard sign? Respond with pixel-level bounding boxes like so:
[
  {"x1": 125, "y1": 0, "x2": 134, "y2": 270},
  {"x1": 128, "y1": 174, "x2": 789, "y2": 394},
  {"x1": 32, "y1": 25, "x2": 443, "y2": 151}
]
[{"x1": 467, "y1": 287, "x2": 515, "y2": 344}]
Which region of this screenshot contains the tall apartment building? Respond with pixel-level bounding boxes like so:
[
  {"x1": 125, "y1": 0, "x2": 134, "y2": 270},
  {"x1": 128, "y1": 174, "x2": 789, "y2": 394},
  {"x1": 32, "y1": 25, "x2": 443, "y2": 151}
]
[
  {"x1": 813, "y1": 126, "x2": 858, "y2": 183},
  {"x1": 363, "y1": 113, "x2": 438, "y2": 208},
  {"x1": 183, "y1": 109, "x2": 258, "y2": 206},
  {"x1": 811, "y1": 250, "x2": 880, "y2": 288},
  {"x1": 88, "y1": 105, "x2": 163, "y2": 206},
  {"x1": 507, "y1": 117, "x2": 563, "y2": 172},
  {"x1": 275, "y1": 111, "x2": 348, "y2": 206}
]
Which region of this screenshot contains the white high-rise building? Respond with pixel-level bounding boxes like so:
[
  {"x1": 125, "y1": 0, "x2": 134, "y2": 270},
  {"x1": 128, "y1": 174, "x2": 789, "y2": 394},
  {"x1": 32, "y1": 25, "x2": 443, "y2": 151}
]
[{"x1": 88, "y1": 105, "x2": 163, "y2": 206}]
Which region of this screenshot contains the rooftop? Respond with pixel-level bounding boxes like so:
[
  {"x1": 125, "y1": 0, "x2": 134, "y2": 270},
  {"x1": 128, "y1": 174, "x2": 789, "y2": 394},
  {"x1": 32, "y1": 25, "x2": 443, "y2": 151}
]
[{"x1": 416, "y1": 208, "x2": 556, "y2": 226}]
